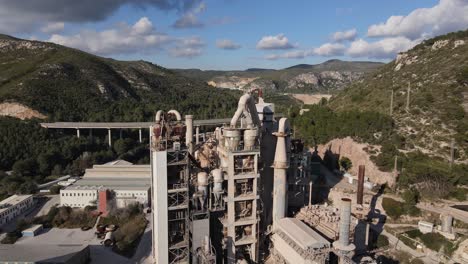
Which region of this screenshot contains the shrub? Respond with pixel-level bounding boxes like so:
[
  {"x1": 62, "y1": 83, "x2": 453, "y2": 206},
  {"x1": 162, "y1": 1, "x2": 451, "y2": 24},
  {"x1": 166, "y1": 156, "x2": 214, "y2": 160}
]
[
  {"x1": 376, "y1": 235, "x2": 389, "y2": 248},
  {"x1": 382, "y1": 198, "x2": 404, "y2": 219}
]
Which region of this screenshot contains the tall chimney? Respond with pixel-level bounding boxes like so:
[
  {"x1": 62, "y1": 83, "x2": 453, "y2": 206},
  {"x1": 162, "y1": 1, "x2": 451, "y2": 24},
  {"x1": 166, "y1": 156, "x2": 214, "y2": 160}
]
[
  {"x1": 185, "y1": 115, "x2": 193, "y2": 154},
  {"x1": 357, "y1": 165, "x2": 365, "y2": 205},
  {"x1": 272, "y1": 118, "x2": 289, "y2": 230},
  {"x1": 333, "y1": 198, "x2": 355, "y2": 255}
]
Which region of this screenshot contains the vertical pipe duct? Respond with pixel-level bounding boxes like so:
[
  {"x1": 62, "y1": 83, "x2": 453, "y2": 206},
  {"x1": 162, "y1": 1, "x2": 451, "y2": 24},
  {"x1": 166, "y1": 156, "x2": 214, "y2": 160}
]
[
  {"x1": 357, "y1": 165, "x2": 365, "y2": 205},
  {"x1": 185, "y1": 115, "x2": 193, "y2": 153},
  {"x1": 339, "y1": 198, "x2": 352, "y2": 247},
  {"x1": 272, "y1": 118, "x2": 289, "y2": 230}
]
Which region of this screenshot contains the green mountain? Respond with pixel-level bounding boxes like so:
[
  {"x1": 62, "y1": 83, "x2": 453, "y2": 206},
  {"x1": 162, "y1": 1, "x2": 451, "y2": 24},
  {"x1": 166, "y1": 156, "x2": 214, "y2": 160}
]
[
  {"x1": 0, "y1": 34, "x2": 242, "y2": 122},
  {"x1": 175, "y1": 59, "x2": 383, "y2": 93},
  {"x1": 330, "y1": 30, "x2": 468, "y2": 163}
]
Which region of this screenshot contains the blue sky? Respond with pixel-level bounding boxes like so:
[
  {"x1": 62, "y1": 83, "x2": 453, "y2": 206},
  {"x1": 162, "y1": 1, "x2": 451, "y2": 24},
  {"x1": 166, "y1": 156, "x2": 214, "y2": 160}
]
[{"x1": 1, "y1": 0, "x2": 467, "y2": 70}]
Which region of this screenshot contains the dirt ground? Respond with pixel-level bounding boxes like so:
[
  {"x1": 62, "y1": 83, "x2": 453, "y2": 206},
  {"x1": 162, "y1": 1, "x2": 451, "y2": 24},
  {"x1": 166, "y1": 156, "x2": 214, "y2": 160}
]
[{"x1": 291, "y1": 94, "x2": 332, "y2": 105}]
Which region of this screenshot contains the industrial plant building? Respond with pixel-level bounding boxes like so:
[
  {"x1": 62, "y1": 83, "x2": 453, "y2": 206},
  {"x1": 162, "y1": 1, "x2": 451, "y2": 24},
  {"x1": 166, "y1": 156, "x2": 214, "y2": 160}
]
[
  {"x1": 148, "y1": 91, "x2": 366, "y2": 264},
  {"x1": 0, "y1": 194, "x2": 34, "y2": 226},
  {"x1": 60, "y1": 160, "x2": 151, "y2": 210}
]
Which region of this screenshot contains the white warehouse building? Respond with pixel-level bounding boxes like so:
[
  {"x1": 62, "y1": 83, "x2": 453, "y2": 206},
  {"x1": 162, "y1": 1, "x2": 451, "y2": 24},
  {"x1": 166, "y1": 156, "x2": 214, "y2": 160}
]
[
  {"x1": 60, "y1": 160, "x2": 151, "y2": 209},
  {"x1": 0, "y1": 195, "x2": 34, "y2": 226}
]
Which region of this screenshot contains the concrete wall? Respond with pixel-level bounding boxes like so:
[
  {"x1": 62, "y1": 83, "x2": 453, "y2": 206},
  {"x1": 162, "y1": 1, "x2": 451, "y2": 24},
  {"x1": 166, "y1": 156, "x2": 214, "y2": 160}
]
[
  {"x1": 60, "y1": 190, "x2": 97, "y2": 208},
  {"x1": 152, "y1": 150, "x2": 169, "y2": 264},
  {"x1": 0, "y1": 195, "x2": 34, "y2": 225}
]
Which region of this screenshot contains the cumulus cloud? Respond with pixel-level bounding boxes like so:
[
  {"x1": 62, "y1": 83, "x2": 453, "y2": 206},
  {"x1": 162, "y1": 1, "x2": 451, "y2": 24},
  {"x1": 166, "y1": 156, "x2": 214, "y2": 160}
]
[
  {"x1": 0, "y1": 0, "x2": 201, "y2": 34},
  {"x1": 331, "y1": 28, "x2": 357, "y2": 42},
  {"x1": 173, "y1": 2, "x2": 206, "y2": 29},
  {"x1": 347, "y1": 37, "x2": 419, "y2": 59},
  {"x1": 264, "y1": 50, "x2": 311, "y2": 60},
  {"x1": 169, "y1": 36, "x2": 204, "y2": 58},
  {"x1": 367, "y1": 0, "x2": 468, "y2": 40},
  {"x1": 313, "y1": 43, "x2": 346, "y2": 56},
  {"x1": 48, "y1": 17, "x2": 172, "y2": 55},
  {"x1": 40, "y1": 22, "x2": 65, "y2": 34},
  {"x1": 216, "y1": 39, "x2": 241, "y2": 50},
  {"x1": 265, "y1": 43, "x2": 346, "y2": 60},
  {"x1": 256, "y1": 34, "x2": 295, "y2": 50}
]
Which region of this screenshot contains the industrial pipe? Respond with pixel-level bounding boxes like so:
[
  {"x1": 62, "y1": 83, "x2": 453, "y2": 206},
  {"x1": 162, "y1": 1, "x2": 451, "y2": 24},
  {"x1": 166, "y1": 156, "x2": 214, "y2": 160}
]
[
  {"x1": 230, "y1": 93, "x2": 261, "y2": 128},
  {"x1": 185, "y1": 115, "x2": 193, "y2": 153},
  {"x1": 155, "y1": 110, "x2": 163, "y2": 123},
  {"x1": 168, "y1": 109, "x2": 182, "y2": 121},
  {"x1": 272, "y1": 118, "x2": 289, "y2": 230}
]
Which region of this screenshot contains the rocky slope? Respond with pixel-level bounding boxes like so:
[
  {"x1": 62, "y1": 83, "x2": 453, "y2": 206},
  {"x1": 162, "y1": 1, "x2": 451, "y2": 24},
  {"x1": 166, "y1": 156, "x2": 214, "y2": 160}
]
[
  {"x1": 176, "y1": 60, "x2": 383, "y2": 93},
  {"x1": 316, "y1": 137, "x2": 395, "y2": 186},
  {"x1": 330, "y1": 30, "x2": 468, "y2": 163},
  {"x1": 0, "y1": 34, "x2": 241, "y2": 121}
]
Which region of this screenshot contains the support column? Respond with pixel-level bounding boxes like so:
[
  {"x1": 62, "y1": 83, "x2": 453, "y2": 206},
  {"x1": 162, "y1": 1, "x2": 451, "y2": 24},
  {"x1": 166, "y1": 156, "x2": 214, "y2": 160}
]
[
  {"x1": 76, "y1": 129, "x2": 80, "y2": 138},
  {"x1": 89, "y1": 129, "x2": 93, "y2": 138},
  {"x1": 139, "y1": 128, "x2": 142, "y2": 143},
  {"x1": 108, "y1": 129, "x2": 112, "y2": 147},
  {"x1": 119, "y1": 129, "x2": 123, "y2": 139},
  {"x1": 195, "y1": 126, "x2": 200, "y2": 145}
]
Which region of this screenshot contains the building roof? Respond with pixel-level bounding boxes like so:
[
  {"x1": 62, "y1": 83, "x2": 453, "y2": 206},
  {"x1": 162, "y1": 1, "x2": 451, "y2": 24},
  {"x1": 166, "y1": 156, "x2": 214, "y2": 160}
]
[
  {"x1": 64, "y1": 177, "x2": 150, "y2": 191},
  {"x1": 22, "y1": 224, "x2": 43, "y2": 233},
  {"x1": 0, "y1": 244, "x2": 88, "y2": 262},
  {"x1": 83, "y1": 160, "x2": 150, "y2": 179},
  {"x1": 277, "y1": 218, "x2": 330, "y2": 249},
  {"x1": 0, "y1": 195, "x2": 32, "y2": 214},
  {"x1": 104, "y1": 159, "x2": 133, "y2": 166}
]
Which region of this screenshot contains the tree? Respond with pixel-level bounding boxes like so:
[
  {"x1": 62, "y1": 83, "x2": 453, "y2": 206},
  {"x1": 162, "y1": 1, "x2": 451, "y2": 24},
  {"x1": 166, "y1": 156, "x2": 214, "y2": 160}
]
[
  {"x1": 339, "y1": 157, "x2": 353, "y2": 172},
  {"x1": 12, "y1": 159, "x2": 38, "y2": 177}
]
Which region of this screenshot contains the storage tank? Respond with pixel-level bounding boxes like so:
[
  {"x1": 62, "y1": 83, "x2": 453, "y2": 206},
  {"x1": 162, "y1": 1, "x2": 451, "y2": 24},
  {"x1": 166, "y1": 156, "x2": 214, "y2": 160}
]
[
  {"x1": 197, "y1": 172, "x2": 208, "y2": 207},
  {"x1": 243, "y1": 129, "x2": 258, "y2": 150},
  {"x1": 224, "y1": 129, "x2": 241, "y2": 151}
]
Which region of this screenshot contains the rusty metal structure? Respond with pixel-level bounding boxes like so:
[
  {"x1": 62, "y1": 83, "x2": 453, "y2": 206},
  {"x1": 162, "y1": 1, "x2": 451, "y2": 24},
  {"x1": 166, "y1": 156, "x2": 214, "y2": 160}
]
[{"x1": 357, "y1": 166, "x2": 365, "y2": 205}]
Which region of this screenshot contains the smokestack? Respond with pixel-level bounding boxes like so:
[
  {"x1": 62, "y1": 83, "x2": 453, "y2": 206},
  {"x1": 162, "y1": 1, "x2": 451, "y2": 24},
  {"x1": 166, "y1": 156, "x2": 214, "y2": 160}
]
[
  {"x1": 339, "y1": 198, "x2": 352, "y2": 247},
  {"x1": 357, "y1": 165, "x2": 365, "y2": 205},
  {"x1": 185, "y1": 115, "x2": 193, "y2": 153},
  {"x1": 272, "y1": 118, "x2": 289, "y2": 230}
]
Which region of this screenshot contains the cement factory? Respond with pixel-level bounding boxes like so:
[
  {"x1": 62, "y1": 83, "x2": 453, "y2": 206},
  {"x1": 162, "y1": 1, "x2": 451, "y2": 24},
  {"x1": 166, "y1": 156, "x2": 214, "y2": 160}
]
[{"x1": 149, "y1": 91, "x2": 371, "y2": 264}]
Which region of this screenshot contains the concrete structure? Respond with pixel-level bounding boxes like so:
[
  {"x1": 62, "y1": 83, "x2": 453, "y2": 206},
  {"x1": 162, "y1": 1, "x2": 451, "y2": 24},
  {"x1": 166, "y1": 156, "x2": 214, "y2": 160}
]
[
  {"x1": 59, "y1": 160, "x2": 150, "y2": 209},
  {"x1": 333, "y1": 198, "x2": 356, "y2": 262},
  {"x1": 0, "y1": 195, "x2": 34, "y2": 226},
  {"x1": 21, "y1": 224, "x2": 43, "y2": 237},
  {"x1": 0, "y1": 244, "x2": 90, "y2": 264},
  {"x1": 151, "y1": 110, "x2": 190, "y2": 264},
  {"x1": 271, "y1": 218, "x2": 331, "y2": 264},
  {"x1": 357, "y1": 166, "x2": 365, "y2": 205},
  {"x1": 418, "y1": 221, "x2": 434, "y2": 234}
]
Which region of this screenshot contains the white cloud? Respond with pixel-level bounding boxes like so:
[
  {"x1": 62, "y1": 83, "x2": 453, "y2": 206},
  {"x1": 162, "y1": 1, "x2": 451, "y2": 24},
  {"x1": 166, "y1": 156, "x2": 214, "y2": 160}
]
[
  {"x1": 132, "y1": 17, "x2": 153, "y2": 35},
  {"x1": 264, "y1": 50, "x2": 316, "y2": 60},
  {"x1": 173, "y1": 2, "x2": 206, "y2": 29},
  {"x1": 368, "y1": 0, "x2": 468, "y2": 40},
  {"x1": 169, "y1": 36, "x2": 204, "y2": 58},
  {"x1": 216, "y1": 39, "x2": 241, "y2": 50},
  {"x1": 40, "y1": 22, "x2": 64, "y2": 34},
  {"x1": 264, "y1": 43, "x2": 346, "y2": 60},
  {"x1": 48, "y1": 17, "x2": 171, "y2": 55},
  {"x1": 347, "y1": 37, "x2": 419, "y2": 59},
  {"x1": 313, "y1": 43, "x2": 346, "y2": 56},
  {"x1": 256, "y1": 34, "x2": 295, "y2": 50},
  {"x1": 331, "y1": 28, "x2": 357, "y2": 42}
]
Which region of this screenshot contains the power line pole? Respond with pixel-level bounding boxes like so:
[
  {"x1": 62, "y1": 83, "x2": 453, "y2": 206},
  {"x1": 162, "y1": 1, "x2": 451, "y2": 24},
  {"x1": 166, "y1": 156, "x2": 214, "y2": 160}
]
[
  {"x1": 406, "y1": 82, "x2": 411, "y2": 113},
  {"x1": 390, "y1": 89, "x2": 394, "y2": 116}
]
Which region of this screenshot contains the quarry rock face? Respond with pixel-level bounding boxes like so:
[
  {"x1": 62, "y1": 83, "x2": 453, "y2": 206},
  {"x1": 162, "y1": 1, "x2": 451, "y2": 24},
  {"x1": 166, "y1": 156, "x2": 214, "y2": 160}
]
[
  {"x1": 317, "y1": 137, "x2": 395, "y2": 186},
  {"x1": 0, "y1": 102, "x2": 46, "y2": 120}
]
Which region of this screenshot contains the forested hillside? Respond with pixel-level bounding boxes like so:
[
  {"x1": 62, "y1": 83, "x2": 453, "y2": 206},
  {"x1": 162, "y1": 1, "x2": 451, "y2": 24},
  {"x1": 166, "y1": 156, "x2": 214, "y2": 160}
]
[
  {"x1": 292, "y1": 30, "x2": 468, "y2": 199},
  {"x1": 0, "y1": 34, "x2": 242, "y2": 121}
]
